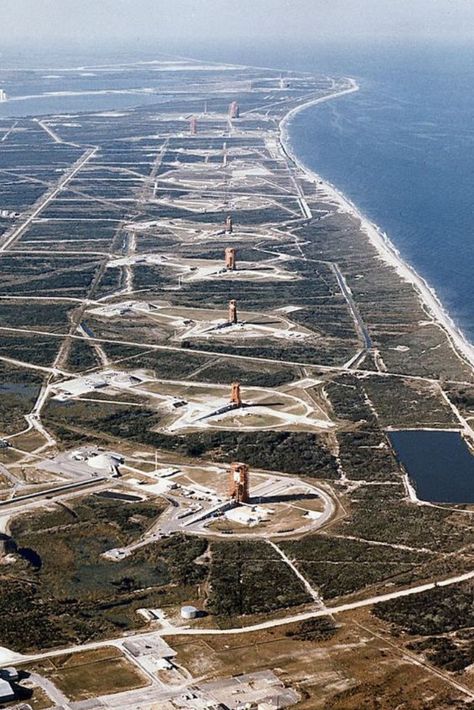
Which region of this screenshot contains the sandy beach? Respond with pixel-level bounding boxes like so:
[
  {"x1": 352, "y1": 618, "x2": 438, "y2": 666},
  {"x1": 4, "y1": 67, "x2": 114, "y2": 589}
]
[{"x1": 279, "y1": 80, "x2": 474, "y2": 372}]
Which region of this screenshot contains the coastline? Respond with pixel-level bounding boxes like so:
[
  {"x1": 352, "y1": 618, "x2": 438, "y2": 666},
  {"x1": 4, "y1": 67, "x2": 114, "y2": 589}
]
[{"x1": 279, "y1": 80, "x2": 474, "y2": 372}]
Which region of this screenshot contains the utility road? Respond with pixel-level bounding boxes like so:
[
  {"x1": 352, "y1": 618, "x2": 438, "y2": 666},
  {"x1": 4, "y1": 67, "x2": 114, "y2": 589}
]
[{"x1": 0, "y1": 147, "x2": 97, "y2": 253}]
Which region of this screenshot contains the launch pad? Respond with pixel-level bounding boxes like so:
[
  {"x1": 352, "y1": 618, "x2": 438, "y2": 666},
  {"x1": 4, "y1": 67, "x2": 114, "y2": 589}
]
[{"x1": 105, "y1": 458, "x2": 335, "y2": 553}]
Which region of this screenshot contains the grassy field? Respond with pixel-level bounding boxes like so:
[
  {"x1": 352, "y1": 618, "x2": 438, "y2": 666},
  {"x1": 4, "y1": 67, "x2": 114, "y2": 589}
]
[
  {"x1": 25, "y1": 647, "x2": 148, "y2": 702},
  {"x1": 0, "y1": 499, "x2": 209, "y2": 652}
]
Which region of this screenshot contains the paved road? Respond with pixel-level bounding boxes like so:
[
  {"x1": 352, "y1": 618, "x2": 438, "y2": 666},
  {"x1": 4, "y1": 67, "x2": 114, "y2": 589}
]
[
  {"x1": 331, "y1": 262, "x2": 372, "y2": 350},
  {"x1": 35, "y1": 119, "x2": 63, "y2": 144},
  {"x1": 158, "y1": 569, "x2": 474, "y2": 637},
  {"x1": 28, "y1": 672, "x2": 71, "y2": 708},
  {"x1": 4, "y1": 567, "x2": 470, "y2": 669},
  {"x1": 268, "y1": 540, "x2": 323, "y2": 604},
  {"x1": 0, "y1": 147, "x2": 97, "y2": 253},
  {"x1": 0, "y1": 477, "x2": 107, "y2": 511},
  {"x1": 0, "y1": 321, "x2": 444, "y2": 384}
]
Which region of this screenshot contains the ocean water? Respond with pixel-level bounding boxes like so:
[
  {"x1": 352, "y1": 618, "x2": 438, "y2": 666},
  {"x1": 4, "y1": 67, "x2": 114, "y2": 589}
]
[{"x1": 283, "y1": 42, "x2": 474, "y2": 344}]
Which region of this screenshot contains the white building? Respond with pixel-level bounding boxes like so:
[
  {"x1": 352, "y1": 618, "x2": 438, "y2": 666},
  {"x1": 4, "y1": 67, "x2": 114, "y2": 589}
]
[
  {"x1": 0, "y1": 678, "x2": 15, "y2": 702},
  {"x1": 87, "y1": 452, "x2": 124, "y2": 474},
  {"x1": 224, "y1": 505, "x2": 272, "y2": 527},
  {"x1": 181, "y1": 605, "x2": 199, "y2": 620}
]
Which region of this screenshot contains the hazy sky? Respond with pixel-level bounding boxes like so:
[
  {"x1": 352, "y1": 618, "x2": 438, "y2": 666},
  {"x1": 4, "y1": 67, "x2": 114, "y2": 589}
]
[{"x1": 1, "y1": 0, "x2": 474, "y2": 46}]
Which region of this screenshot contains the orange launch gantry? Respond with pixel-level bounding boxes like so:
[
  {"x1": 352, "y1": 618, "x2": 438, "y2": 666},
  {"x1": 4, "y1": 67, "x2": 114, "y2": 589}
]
[
  {"x1": 230, "y1": 381, "x2": 242, "y2": 406},
  {"x1": 229, "y1": 101, "x2": 240, "y2": 119},
  {"x1": 225, "y1": 247, "x2": 236, "y2": 270},
  {"x1": 189, "y1": 116, "x2": 197, "y2": 135},
  {"x1": 228, "y1": 299, "x2": 238, "y2": 324},
  {"x1": 228, "y1": 462, "x2": 249, "y2": 503},
  {"x1": 225, "y1": 215, "x2": 233, "y2": 234}
]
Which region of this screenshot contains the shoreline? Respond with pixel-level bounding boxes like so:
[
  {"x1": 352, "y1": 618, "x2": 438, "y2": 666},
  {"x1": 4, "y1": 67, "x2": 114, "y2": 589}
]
[{"x1": 279, "y1": 80, "x2": 474, "y2": 373}]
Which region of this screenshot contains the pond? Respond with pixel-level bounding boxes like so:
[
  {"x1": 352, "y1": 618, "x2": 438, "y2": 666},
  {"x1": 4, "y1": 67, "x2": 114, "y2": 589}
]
[{"x1": 388, "y1": 429, "x2": 474, "y2": 504}]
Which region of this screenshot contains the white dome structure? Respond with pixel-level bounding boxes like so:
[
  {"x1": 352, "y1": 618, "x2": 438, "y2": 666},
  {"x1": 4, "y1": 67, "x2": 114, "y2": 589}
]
[
  {"x1": 110, "y1": 373, "x2": 142, "y2": 387},
  {"x1": 87, "y1": 452, "x2": 124, "y2": 473}
]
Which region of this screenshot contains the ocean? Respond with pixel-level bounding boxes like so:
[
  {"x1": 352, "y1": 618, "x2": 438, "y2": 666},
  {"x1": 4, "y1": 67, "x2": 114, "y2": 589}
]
[
  {"x1": 284, "y1": 41, "x2": 474, "y2": 344},
  {"x1": 1, "y1": 41, "x2": 473, "y2": 343}
]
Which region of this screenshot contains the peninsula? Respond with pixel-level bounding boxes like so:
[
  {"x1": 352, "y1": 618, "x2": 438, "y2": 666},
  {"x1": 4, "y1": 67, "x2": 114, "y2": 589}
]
[{"x1": 0, "y1": 57, "x2": 472, "y2": 710}]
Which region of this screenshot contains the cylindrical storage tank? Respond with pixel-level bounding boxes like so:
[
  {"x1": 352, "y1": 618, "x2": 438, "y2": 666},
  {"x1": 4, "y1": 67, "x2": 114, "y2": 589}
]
[{"x1": 180, "y1": 605, "x2": 198, "y2": 620}]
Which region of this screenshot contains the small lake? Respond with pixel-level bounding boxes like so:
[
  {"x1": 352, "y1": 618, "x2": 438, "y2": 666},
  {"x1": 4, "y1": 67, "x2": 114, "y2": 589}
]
[{"x1": 389, "y1": 430, "x2": 474, "y2": 504}]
